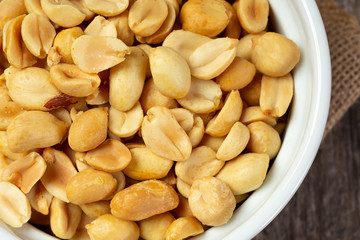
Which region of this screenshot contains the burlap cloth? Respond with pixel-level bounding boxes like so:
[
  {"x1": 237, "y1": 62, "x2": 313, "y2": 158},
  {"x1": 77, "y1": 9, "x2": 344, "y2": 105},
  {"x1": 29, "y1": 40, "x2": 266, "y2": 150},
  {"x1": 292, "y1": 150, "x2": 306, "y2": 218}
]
[{"x1": 315, "y1": 0, "x2": 360, "y2": 137}]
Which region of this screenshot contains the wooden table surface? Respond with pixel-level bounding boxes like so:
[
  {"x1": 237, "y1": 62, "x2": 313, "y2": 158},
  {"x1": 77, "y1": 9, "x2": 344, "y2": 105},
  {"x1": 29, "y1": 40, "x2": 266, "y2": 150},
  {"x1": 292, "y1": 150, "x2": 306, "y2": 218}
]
[{"x1": 254, "y1": 1, "x2": 360, "y2": 239}]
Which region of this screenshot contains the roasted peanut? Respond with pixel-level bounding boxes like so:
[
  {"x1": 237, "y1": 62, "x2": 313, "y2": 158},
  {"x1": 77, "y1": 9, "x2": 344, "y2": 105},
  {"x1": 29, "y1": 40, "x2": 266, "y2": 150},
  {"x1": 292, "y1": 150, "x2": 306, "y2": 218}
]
[
  {"x1": 6, "y1": 111, "x2": 68, "y2": 153},
  {"x1": 247, "y1": 121, "x2": 281, "y2": 159},
  {"x1": 141, "y1": 106, "x2": 192, "y2": 161},
  {"x1": 216, "y1": 153, "x2": 270, "y2": 195},
  {"x1": 86, "y1": 214, "x2": 140, "y2": 240},
  {"x1": 84, "y1": 139, "x2": 132, "y2": 172},
  {"x1": 110, "y1": 180, "x2": 179, "y2": 221},
  {"x1": 199, "y1": 134, "x2": 225, "y2": 152},
  {"x1": 68, "y1": 107, "x2": 108, "y2": 152},
  {"x1": 29, "y1": 210, "x2": 50, "y2": 226},
  {"x1": 108, "y1": 10, "x2": 135, "y2": 46},
  {"x1": 71, "y1": 35, "x2": 130, "y2": 73},
  {"x1": 251, "y1": 32, "x2": 301, "y2": 77},
  {"x1": 50, "y1": 197, "x2": 82, "y2": 239},
  {"x1": 21, "y1": 13, "x2": 56, "y2": 59},
  {"x1": 0, "y1": 131, "x2": 28, "y2": 161},
  {"x1": 170, "y1": 108, "x2": 194, "y2": 133},
  {"x1": 240, "y1": 106, "x2": 277, "y2": 126},
  {"x1": 236, "y1": 32, "x2": 264, "y2": 61},
  {"x1": 1, "y1": 152, "x2": 46, "y2": 193},
  {"x1": 171, "y1": 195, "x2": 193, "y2": 218},
  {"x1": 109, "y1": 46, "x2": 147, "y2": 111},
  {"x1": 260, "y1": 74, "x2": 294, "y2": 117},
  {"x1": 216, "y1": 121, "x2": 250, "y2": 161},
  {"x1": 128, "y1": 0, "x2": 168, "y2": 37},
  {"x1": 239, "y1": 72, "x2": 262, "y2": 106},
  {"x1": 237, "y1": 0, "x2": 269, "y2": 34},
  {"x1": 80, "y1": 201, "x2": 111, "y2": 219},
  {"x1": 50, "y1": 63, "x2": 101, "y2": 97},
  {"x1": 180, "y1": 0, "x2": 230, "y2": 37},
  {"x1": 235, "y1": 193, "x2": 250, "y2": 204},
  {"x1": 0, "y1": 0, "x2": 27, "y2": 29},
  {"x1": 123, "y1": 144, "x2": 173, "y2": 180},
  {"x1": 165, "y1": 216, "x2": 204, "y2": 240},
  {"x1": 72, "y1": 0, "x2": 96, "y2": 21},
  {"x1": 140, "y1": 78, "x2": 179, "y2": 113},
  {"x1": 84, "y1": 15, "x2": 117, "y2": 38},
  {"x1": 0, "y1": 93, "x2": 23, "y2": 131},
  {"x1": 188, "y1": 37, "x2": 238, "y2": 80},
  {"x1": 108, "y1": 102, "x2": 144, "y2": 138},
  {"x1": 177, "y1": 77, "x2": 222, "y2": 114},
  {"x1": 188, "y1": 177, "x2": 235, "y2": 226},
  {"x1": 2, "y1": 15, "x2": 37, "y2": 69},
  {"x1": 205, "y1": 90, "x2": 243, "y2": 137},
  {"x1": 0, "y1": 181, "x2": 31, "y2": 228},
  {"x1": 41, "y1": 148, "x2": 78, "y2": 202},
  {"x1": 84, "y1": 0, "x2": 129, "y2": 17},
  {"x1": 139, "y1": 212, "x2": 175, "y2": 240},
  {"x1": 71, "y1": 213, "x2": 93, "y2": 240},
  {"x1": 188, "y1": 116, "x2": 205, "y2": 147},
  {"x1": 40, "y1": 0, "x2": 86, "y2": 27},
  {"x1": 175, "y1": 146, "x2": 224, "y2": 185},
  {"x1": 149, "y1": 46, "x2": 191, "y2": 99},
  {"x1": 224, "y1": 1, "x2": 241, "y2": 39},
  {"x1": 66, "y1": 168, "x2": 118, "y2": 205},
  {"x1": 24, "y1": 0, "x2": 48, "y2": 17},
  {"x1": 26, "y1": 181, "x2": 53, "y2": 215},
  {"x1": 216, "y1": 57, "x2": 256, "y2": 91},
  {"x1": 176, "y1": 177, "x2": 190, "y2": 198}
]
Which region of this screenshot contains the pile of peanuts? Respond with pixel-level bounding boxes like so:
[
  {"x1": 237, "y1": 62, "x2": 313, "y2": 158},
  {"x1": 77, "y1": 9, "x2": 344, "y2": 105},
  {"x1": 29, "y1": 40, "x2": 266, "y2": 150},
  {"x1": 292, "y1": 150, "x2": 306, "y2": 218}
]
[{"x1": 0, "y1": 0, "x2": 300, "y2": 239}]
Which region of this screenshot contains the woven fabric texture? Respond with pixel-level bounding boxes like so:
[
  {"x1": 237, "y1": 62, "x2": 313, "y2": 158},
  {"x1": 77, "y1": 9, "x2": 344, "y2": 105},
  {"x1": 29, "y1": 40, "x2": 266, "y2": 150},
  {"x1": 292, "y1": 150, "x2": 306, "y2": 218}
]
[{"x1": 316, "y1": 0, "x2": 360, "y2": 136}]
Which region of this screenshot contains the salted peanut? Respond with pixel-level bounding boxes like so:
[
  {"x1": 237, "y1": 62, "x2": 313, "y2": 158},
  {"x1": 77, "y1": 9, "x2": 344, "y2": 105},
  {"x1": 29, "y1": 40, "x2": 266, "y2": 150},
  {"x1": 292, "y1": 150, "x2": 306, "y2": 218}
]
[
  {"x1": 24, "y1": 0, "x2": 48, "y2": 17},
  {"x1": 216, "y1": 57, "x2": 256, "y2": 91},
  {"x1": 21, "y1": 13, "x2": 56, "y2": 59},
  {"x1": 252, "y1": 32, "x2": 301, "y2": 77},
  {"x1": 170, "y1": 108, "x2": 194, "y2": 133},
  {"x1": 239, "y1": 72, "x2": 262, "y2": 106},
  {"x1": 180, "y1": 0, "x2": 230, "y2": 37},
  {"x1": 205, "y1": 90, "x2": 243, "y2": 137},
  {"x1": 200, "y1": 134, "x2": 225, "y2": 152},
  {"x1": 165, "y1": 216, "x2": 204, "y2": 240},
  {"x1": 162, "y1": 30, "x2": 212, "y2": 63},
  {"x1": 216, "y1": 153, "x2": 269, "y2": 194},
  {"x1": 188, "y1": 37, "x2": 238, "y2": 80},
  {"x1": 86, "y1": 81, "x2": 109, "y2": 105},
  {"x1": 240, "y1": 106, "x2": 277, "y2": 126},
  {"x1": 1, "y1": 152, "x2": 46, "y2": 193},
  {"x1": 235, "y1": 193, "x2": 250, "y2": 204},
  {"x1": 176, "y1": 177, "x2": 190, "y2": 198},
  {"x1": 80, "y1": 201, "x2": 111, "y2": 219},
  {"x1": 140, "y1": 78, "x2": 178, "y2": 113},
  {"x1": 0, "y1": 0, "x2": 27, "y2": 29},
  {"x1": 188, "y1": 177, "x2": 235, "y2": 226},
  {"x1": 50, "y1": 108, "x2": 72, "y2": 126},
  {"x1": 71, "y1": 35, "x2": 130, "y2": 73},
  {"x1": 216, "y1": 122, "x2": 250, "y2": 161},
  {"x1": 247, "y1": 121, "x2": 281, "y2": 159},
  {"x1": 71, "y1": 0, "x2": 96, "y2": 21},
  {"x1": 111, "y1": 180, "x2": 179, "y2": 221},
  {"x1": 26, "y1": 181, "x2": 53, "y2": 215},
  {"x1": 224, "y1": 1, "x2": 241, "y2": 39},
  {"x1": 84, "y1": 0, "x2": 128, "y2": 17},
  {"x1": 260, "y1": 74, "x2": 294, "y2": 117},
  {"x1": 171, "y1": 195, "x2": 193, "y2": 218},
  {"x1": 139, "y1": 212, "x2": 175, "y2": 240},
  {"x1": 0, "y1": 131, "x2": 28, "y2": 161},
  {"x1": 141, "y1": 106, "x2": 192, "y2": 161},
  {"x1": 5, "y1": 67, "x2": 62, "y2": 110},
  {"x1": 0, "y1": 95, "x2": 23, "y2": 131},
  {"x1": 104, "y1": 171, "x2": 126, "y2": 200},
  {"x1": 66, "y1": 168, "x2": 118, "y2": 205},
  {"x1": 50, "y1": 27, "x2": 84, "y2": 65},
  {"x1": 177, "y1": 77, "x2": 222, "y2": 114},
  {"x1": 149, "y1": 46, "x2": 191, "y2": 99},
  {"x1": 108, "y1": 10, "x2": 135, "y2": 46},
  {"x1": 71, "y1": 213, "x2": 93, "y2": 240},
  {"x1": 50, "y1": 198, "x2": 82, "y2": 239},
  {"x1": 123, "y1": 144, "x2": 173, "y2": 180},
  {"x1": 40, "y1": 0, "x2": 86, "y2": 27},
  {"x1": 41, "y1": 148, "x2": 78, "y2": 202},
  {"x1": 237, "y1": 0, "x2": 269, "y2": 34},
  {"x1": 274, "y1": 122, "x2": 287, "y2": 135},
  {"x1": 128, "y1": 0, "x2": 168, "y2": 37},
  {"x1": 236, "y1": 33, "x2": 264, "y2": 61},
  {"x1": 68, "y1": 107, "x2": 108, "y2": 152},
  {"x1": 108, "y1": 103, "x2": 143, "y2": 138},
  {"x1": 0, "y1": 182, "x2": 31, "y2": 228},
  {"x1": 2, "y1": 15, "x2": 37, "y2": 69},
  {"x1": 160, "y1": 168, "x2": 176, "y2": 188},
  {"x1": 138, "y1": 0, "x2": 177, "y2": 44},
  {"x1": 188, "y1": 116, "x2": 204, "y2": 147},
  {"x1": 175, "y1": 146, "x2": 224, "y2": 185},
  {"x1": 109, "y1": 47, "x2": 147, "y2": 111},
  {"x1": 84, "y1": 139, "x2": 132, "y2": 172},
  {"x1": 50, "y1": 63, "x2": 101, "y2": 97},
  {"x1": 7, "y1": 111, "x2": 68, "y2": 153},
  {"x1": 84, "y1": 16, "x2": 117, "y2": 37},
  {"x1": 86, "y1": 214, "x2": 139, "y2": 240}
]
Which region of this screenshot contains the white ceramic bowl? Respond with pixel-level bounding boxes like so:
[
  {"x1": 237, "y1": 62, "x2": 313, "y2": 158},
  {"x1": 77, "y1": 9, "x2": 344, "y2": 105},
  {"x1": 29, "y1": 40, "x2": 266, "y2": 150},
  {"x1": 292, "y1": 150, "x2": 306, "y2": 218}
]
[{"x1": 0, "y1": 0, "x2": 331, "y2": 239}]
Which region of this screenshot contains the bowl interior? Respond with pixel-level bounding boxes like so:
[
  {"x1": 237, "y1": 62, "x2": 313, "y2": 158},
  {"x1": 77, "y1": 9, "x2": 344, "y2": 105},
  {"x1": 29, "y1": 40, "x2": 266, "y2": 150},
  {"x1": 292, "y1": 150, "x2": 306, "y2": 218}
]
[{"x1": 1, "y1": 0, "x2": 331, "y2": 239}]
